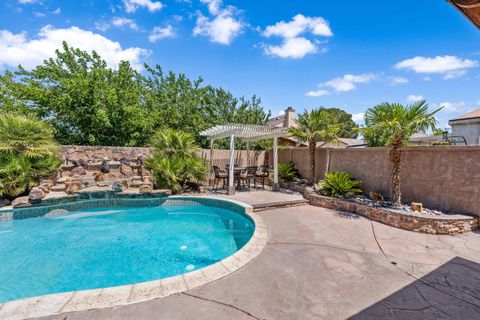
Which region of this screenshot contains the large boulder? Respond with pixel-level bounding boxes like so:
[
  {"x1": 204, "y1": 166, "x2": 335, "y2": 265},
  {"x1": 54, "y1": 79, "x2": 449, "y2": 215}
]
[
  {"x1": 143, "y1": 176, "x2": 152, "y2": 185},
  {"x1": 139, "y1": 184, "x2": 153, "y2": 194},
  {"x1": 38, "y1": 183, "x2": 51, "y2": 194},
  {"x1": 12, "y1": 196, "x2": 31, "y2": 208},
  {"x1": 51, "y1": 184, "x2": 67, "y2": 192},
  {"x1": 66, "y1": 181, "x2": 82, "y2": 194},
  {"x1": 120, "y1": 164, "x2": 133, "y2": 177},
  {"x1": 40, "y1": 179, "x2": 54, "y2": 188},
  {"x1": 93, "y1": 172, "x2": 105, "y2": 182},
  {"x1": 112, "y1": 180, "x2": 123, "y2": 192},
  {"x1": 100, "y1": 159, "x2": 111, "y2": 174},
  {"x1": 29, "y1": 187, "x2": 46, "y2": 203},
  {"x1": 0, "y1": 198, "x2": 11, "y2": 208},
  {"x1": 70, "y1": 166, "x2": 86, "y2": 176}
]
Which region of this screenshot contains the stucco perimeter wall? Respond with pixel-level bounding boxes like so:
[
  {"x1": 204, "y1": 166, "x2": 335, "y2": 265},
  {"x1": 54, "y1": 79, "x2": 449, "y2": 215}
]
[{"x1": 275, "y1": 146, "x2": 480, "y2": 216}]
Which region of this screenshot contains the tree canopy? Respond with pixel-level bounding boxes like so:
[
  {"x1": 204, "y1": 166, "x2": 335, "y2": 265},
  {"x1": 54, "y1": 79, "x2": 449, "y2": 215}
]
[
  {"x1": 0, "y1": 42, "x2": 270, "y2": 148},
  {"x1": 317, "y1": 107, "x2": 359, "y2": 139}
]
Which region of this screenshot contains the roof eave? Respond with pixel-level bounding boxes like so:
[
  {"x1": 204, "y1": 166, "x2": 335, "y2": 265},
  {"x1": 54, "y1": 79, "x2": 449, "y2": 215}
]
[{"x1": 448, "y1": 0, "x2": 480, "y2": 30}]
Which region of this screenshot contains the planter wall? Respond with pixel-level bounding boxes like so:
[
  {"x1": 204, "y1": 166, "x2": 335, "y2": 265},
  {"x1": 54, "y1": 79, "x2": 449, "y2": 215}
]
[{"x1": 279, "y1": 180, "x2": 479, "y2": 235}]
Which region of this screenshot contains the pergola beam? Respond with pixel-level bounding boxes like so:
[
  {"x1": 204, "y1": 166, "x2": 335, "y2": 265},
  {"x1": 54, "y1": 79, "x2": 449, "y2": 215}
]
[{"x1": 200, "y1": 124, "x2": 289, "y2": 195}]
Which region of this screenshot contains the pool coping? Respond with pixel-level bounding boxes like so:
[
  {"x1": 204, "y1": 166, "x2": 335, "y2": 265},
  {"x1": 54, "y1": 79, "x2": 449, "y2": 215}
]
[{"x1": 0, "y1": 196, "x2": 268, "y2": 320}]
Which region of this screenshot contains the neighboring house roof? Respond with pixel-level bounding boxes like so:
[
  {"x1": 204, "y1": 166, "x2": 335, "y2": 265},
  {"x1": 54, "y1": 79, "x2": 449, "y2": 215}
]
[
  {"x1": 266, "y1": 115, "x2": 286, "y2": 127},
  {"x1": 449, "y1": 108, "x2": 480, "y2": 122},
  {"x1": 448, "y1": 0, "x2": 480, "y2": 30},
  {"x1": 316, "y1": 138, "x2": 365, "y2": 148}
]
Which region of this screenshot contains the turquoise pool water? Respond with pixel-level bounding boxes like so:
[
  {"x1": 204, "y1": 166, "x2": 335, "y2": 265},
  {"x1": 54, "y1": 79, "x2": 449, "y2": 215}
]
[{"x1": 0, "y1": 205, "x2": 254, "y2": 302}]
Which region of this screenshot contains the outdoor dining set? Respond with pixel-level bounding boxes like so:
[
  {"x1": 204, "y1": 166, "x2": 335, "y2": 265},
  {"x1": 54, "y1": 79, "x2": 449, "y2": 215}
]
[{"x1": 212, "y1": 165, "x2": 271, "y2": 191}]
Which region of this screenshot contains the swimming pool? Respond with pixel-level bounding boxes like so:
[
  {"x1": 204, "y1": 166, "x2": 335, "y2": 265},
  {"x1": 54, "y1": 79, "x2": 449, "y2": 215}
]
[{"x1": 0, "y1": 202, "x2": 255, "y2": 303}]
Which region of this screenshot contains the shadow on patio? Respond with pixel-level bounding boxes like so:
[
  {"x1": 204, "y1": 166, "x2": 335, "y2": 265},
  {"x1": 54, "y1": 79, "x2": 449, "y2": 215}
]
[{"x1": 349, "y1": 256, "x2": 480, "y2": 319}]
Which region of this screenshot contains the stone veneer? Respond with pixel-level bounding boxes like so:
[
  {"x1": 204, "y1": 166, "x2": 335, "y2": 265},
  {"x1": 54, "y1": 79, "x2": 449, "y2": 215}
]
[{"x1": 279, "y1": 181, "x2": 479, "y2": 235}]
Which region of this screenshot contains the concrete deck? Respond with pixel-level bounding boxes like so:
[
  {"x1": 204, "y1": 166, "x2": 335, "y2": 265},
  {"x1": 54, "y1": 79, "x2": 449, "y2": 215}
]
[
  {"x1": 207, "y1": 188, "x2": 308, "y2": 210},
  {"x1": 34, "y1": 204, "x2": 480, "y2": 320}
]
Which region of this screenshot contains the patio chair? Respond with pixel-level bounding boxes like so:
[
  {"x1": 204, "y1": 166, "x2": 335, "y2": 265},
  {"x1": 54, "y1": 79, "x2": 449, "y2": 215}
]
[
  {"x1": 244, "y1": 166, "x2": 258, "y2": 189},
  {"x1": 212, "y1": 166, "x2": 228, "y2": 191},
  {"x1": 255, "y1": 165, "x2": 271, "y2": 189}
]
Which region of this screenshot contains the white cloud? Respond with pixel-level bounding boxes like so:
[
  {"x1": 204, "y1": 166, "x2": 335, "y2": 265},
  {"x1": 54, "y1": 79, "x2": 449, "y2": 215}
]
[
  {"x1": 406, "y1": 95, "x2": 424, "y2": 103},
  {"x1": 123, "y1": 0, "x2": 163, "y2": 13},
  {"x1": 306, "y1": 73, "x2": 376, "y2": 97},
  {"x1": 193, "y1": 5, "x2": 244, "y2": 45},
  {"x1": 263, "y1": 14, "x2": 332, "y2": 39},
  {"x1": 395, "y1": 55, "x2": 478, "y2": 80},
  {"x1": 305, "y1": 89, "x2": 330, "y2": 97},
  {"x1": 52, "y1": 7, "x2": 61, "y2": 15},
  {"x1": 95, "y1": 21, "x2": 110, "y2": 32},
  {"x1": 18, "y1": 0, "x2": 39, "y2": 4},
  {"x1": 0, "y1": 25, "x2": 149, "y2": 70},
  {"x1": 200, "y1": 0, "x2": 222, "y2": 15},
  {"x1": 261, "y1": 14, "x2": 333, "y2": 59},
  {"x1": 352, "y1": 112, "x2": 365, "y2": 123},
  {"x1": 112, "y1": 17, "x2": 139, "y2": 30},
  {"x1": 437, "y1": 101, "x2": 467, "y2": 114},
  {"x1": 148, "y1": 25, "x2": 175, "y2": 42},
  {"x1": 388, "y1": 76, "x2": 408, "y2": 85},
  {"x1": 324, "y1": 73, "x2": 377, "y2": 92},
  {"x1": 265, "y1": 37, "x2": 317, "y2": 59}
]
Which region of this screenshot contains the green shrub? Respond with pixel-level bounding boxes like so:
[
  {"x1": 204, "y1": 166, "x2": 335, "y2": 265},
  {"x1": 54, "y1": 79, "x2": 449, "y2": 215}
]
[
  {"x1": 278, "y1": 162, "x2": 298, "y2": 182},
  {"x1": 316, "y1": 171, "x2": 362, "y2": 197},
  {"x1": 0, "y1": 113, "x2": 61, "y2": 198},
  {"x1": 146, "y1": 129, "x2": 206, "y2": 193}
]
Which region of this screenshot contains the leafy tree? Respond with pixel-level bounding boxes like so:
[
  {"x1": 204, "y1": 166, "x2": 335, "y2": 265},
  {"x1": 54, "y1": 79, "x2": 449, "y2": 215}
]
[
  {"x1": 320, "y1": 107, "x2": 359, "y2": 138},
  {"x1": 362, "y1": 101, "x2": 441, "y2": 205},
  {"x1": 145, "y1": 129, "x2": 206, "y2": 193},
  {"x1": 289, "y1": 108, "x2": 340, "y2": 183},
  {"x1": 0, "y1": 42, "x2": 271, "y2": 148},
  {"x1": 0, "y1": 113, "x2": 61, "y2": 198}
]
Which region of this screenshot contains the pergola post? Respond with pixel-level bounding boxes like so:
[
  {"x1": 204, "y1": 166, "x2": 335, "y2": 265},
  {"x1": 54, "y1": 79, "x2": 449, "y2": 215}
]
[
  {"x1": 246, "y1": 141, "x2": 250, "y2": 167},
  {"x1": 210, "y1": 139, "x2": 217, "y2": 186},
  {"x1": 273, "y1": 136, "x2": 280, "y2": 191},
  {"x1": 227, "y1": 134, "x2": 236, "y2": 195}
]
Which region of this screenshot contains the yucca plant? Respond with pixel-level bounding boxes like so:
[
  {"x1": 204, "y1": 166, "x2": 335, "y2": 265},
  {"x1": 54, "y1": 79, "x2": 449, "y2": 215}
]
[
  {"x1": 278, "y1": 162, "x2": 298, "y2": 182},
  {"x1": 0, "y1": 113, "x2": 61, "y2": 198},
  {"x1": 146, "y1": 129, "x2": 206, "y2": 193},
  {"x1": 316, "y1": 171, "x2": 362, "y2": 197}
]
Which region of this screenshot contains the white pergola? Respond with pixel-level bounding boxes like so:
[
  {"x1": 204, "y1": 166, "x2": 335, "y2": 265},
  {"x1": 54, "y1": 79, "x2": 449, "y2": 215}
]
[{"x1": 200, "y1": 124, "x2": 288, "y2": 195}]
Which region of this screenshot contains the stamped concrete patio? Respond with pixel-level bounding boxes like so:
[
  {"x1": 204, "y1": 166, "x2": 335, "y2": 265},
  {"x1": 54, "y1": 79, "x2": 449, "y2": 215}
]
[{"x1": 34, "y1": 203, "x2": 480, "y2": 320}]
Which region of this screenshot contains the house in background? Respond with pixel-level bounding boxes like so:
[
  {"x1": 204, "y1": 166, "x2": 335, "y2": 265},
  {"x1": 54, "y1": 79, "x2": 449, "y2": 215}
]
[
  {"x1": 267, "y1": 106, "x2": 365, "y2": 147},
  {"x1": 449, "y1": 108, "x2": 480, "y2": 145}
]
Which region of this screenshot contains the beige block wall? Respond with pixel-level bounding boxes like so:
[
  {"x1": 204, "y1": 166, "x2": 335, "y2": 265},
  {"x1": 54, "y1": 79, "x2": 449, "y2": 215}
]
[{"x1": 275, "y1": 146, "x2": 480, "y2": 216}]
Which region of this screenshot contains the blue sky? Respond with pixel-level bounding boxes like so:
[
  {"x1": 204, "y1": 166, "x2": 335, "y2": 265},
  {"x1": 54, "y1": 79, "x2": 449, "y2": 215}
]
[{"x1": 1, "y1": 0, "x2": 479, "y2": 129}]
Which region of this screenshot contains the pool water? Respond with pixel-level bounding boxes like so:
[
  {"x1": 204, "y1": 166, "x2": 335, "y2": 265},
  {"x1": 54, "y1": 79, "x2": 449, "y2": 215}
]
[{"x1": 0, "y1": 205, "x2": 254, "y2": 302}]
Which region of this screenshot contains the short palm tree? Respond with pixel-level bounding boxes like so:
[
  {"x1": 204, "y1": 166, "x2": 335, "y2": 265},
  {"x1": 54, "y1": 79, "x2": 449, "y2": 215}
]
[
  {"x1": 289, "y1": 108, "x2": 340, "y2": 183},
  {"x1": 146, "y1": 129, "x2": 206, "y2": 193},
  {"x1": 0, "y1": 113, "x2": 61, "y2": 198},
  {"x1": 363, "y1": 101, "x2": 442, "y2": 206}
]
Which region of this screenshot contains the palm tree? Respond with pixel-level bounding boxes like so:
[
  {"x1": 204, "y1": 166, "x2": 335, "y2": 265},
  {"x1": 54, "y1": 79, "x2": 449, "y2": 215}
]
[
  {"x1": 146, "y1": 129, "x2": 206, "y2": 193},
  {"x1": 289, "y1": 108, "x2": 340, "y2": 183},
  {"x1": 0, "y1": 113, "x2": 61, "y2": 197},
  {"x1": 363, "y1": 101, "x2": 442, "y2": 206}
]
